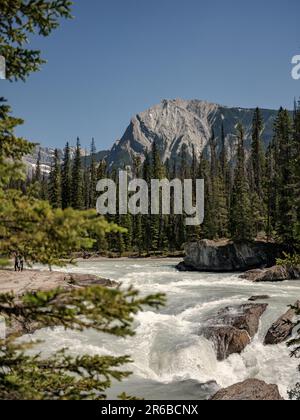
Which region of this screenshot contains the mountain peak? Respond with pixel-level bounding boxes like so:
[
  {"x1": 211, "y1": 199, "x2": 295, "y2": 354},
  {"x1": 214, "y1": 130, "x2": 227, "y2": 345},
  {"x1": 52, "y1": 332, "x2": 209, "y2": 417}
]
[{"x1": 108, "y1": 99, "x2": 277, "y2": 168}]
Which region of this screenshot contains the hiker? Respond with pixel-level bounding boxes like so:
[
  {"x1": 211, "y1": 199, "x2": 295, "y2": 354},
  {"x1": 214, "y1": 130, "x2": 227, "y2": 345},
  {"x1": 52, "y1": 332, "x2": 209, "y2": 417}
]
[
  {"x1": 18, "y1": 255, "x2": 24, "y2": 272},
  {"x1": 14, "y1": 253, "x2": 19, "y2": 272},
  {"x1": 14, "y1": 254, "x2": 24, "y2": 272}
]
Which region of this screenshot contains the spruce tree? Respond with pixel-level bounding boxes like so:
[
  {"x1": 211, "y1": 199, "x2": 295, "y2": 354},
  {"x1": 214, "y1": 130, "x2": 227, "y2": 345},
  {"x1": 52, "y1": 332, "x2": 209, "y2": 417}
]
[
  {"x1": 230, "y1": 123, "x2": 254, "y2": 242},
  {"x1": 71, "y1": 138, "x2": 84, "y2": 210},
  {"x1": 61, "y1": 142, "x2": 72, "y2": 209},
  {"x1": 274, "y1": 108, "x2": 296, "y2": 247},
  {"x1": 151, "y1": 141, "x2": 163, "y2": 251},
  {"x1": 89, "y1": 138, "x2": 98, "y2": 208},
  {"x1": 35, "y1": 148, "x2": 42, "y2": 183},
  {"x1": 250, "y1": 108, "x2": 266, "y2": 236},
  {"x1": 251, "y1": 108, "x2": 265, "y2": 197},
  {"x1": 48, "y1": 149, "x2": 62, "y2": 208},
  {"x1": 83, "y1": 151, "x2": 90, "y2": 210}
]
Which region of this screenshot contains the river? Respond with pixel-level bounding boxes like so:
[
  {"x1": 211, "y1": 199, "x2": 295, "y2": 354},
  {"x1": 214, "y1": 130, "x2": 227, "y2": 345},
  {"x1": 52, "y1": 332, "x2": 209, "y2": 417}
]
[{"x1": 32, "y1": 258, "x2": 300, "y2": 400}]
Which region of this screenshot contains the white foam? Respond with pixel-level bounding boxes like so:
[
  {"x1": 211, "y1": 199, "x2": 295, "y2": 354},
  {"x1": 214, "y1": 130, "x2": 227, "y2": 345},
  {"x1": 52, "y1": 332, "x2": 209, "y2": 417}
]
[{"x1": 31, "y1": 258, "x2": 300, "y2": 400}]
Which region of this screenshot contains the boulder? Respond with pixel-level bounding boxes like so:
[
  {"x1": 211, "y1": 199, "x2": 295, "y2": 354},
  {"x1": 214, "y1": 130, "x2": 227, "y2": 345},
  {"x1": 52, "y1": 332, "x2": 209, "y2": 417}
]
[
  {"x1": 240, "y1": 265, "x2": 300, "y2": 282},
  {"x1": 264, "y1": 301, "x2": 300, "y2": 345},
  {"x1": 202, "y1": 303, "x2": 268, "y2": 360},
  {"x1": 66, "y1": 273, "x2": 119, "y2": 288},
  {"x1": 178, "y1": 240, "x2": 282, "y2": 272},
  {"x1": 210, "y1": 379, "x2": 284, "y2": 400},
  {"x1": 203, "y1": 326, "x2": 251, "y2": 361},
  {"x1": 248, "y1": 295, "x2": 270, "y2": 302}
]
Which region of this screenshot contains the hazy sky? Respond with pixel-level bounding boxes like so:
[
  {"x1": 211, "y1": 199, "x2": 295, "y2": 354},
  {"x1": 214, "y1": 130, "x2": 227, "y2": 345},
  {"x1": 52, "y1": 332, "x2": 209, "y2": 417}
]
[{"x1": 1, "y1": 0, "x2": 300, "y2": 151}]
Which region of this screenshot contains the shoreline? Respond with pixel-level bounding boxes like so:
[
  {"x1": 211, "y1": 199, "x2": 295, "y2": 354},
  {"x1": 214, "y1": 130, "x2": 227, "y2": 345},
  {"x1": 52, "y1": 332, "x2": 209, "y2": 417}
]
[{"x1": 0, "y1": 269, "x2": 118, "y2": 296}]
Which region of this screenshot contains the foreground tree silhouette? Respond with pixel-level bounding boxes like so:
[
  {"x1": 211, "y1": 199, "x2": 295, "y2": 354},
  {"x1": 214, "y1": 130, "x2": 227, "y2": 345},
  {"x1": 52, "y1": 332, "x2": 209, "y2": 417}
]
[{"x1": 0, "y1": 0, "x2": 166, "y2": 400}]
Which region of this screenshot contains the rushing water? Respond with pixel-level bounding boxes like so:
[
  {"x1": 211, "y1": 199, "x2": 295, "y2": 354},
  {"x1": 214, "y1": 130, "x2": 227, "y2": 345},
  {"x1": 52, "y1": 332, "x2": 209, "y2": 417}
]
[{"x1": 32, "y1": 258, "x2": 300, "y2": 400}]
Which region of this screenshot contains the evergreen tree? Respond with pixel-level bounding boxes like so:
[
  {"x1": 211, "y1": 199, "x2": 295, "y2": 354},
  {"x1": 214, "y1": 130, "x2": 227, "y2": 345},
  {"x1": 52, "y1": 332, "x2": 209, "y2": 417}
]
[
  {"x1": 230, "y1": 123, "x2": 254, "y2": 241},
  {"x1": 293, "y1": 100, "x2": 300, "y2": 248},
  {"x1": 71, "y1": 138, "x2": 84, "y2": 210},
  {"x1": 61, "y1": 142, "x2": 72, "y2": 209},
  {"x1": 274, "y1": 109, "x2": 296, "y2": 247},
  {"x1": 35, "y1": 149, "x2": 42, "y2": 183},
  {"x1": 48, "y1": 149, "x2": 62, "y2": 208},
  {"x1": 142, "y1": 152, "x2": 153, "y2": 253},
  {"x1": 89, "y1": 138, "x2": 98, "y2": 208},
  {"x1": 251, "y1": 108, "x2": 265, "y2": 197},
  {"x1": 83, "y1": 150, "x2": 90, "y2": 210},
  {"x1": 250, "y1": 108, "x2": 266, "y2": 236}
]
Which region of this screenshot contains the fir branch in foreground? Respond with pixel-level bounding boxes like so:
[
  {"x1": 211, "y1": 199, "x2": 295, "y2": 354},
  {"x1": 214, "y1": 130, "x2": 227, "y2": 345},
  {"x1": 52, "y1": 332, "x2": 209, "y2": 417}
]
[{"x1": 0, "y1": 286, "x2": 166, "y2": 400}]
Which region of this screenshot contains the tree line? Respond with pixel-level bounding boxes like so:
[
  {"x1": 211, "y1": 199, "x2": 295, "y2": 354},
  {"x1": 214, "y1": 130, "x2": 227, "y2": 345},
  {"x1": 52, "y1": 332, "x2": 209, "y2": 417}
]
[{"x1": 28, "y1": 102, "x2": 300, "y2": 256}]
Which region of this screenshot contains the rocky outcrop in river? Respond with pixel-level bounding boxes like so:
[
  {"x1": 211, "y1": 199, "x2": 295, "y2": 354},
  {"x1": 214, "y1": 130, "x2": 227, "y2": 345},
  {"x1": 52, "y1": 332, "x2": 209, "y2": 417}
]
[
  {"x1": 210, "y1": 379, "x2": 284, "y2": 400},
  {"x1": 264, "y1": 301, "x2": 300, "y2": 345},
  {"x1": 240, "y1": 265, "x2": 300, "y2": 282},
  {"x1": 177, "y1": 240, "x2": 282, "y2": 272},
  {"x1": 201, "y1": 303, "x2": 268, "y2": 360},
  {"x1": 0, "y1": 270, "x2": 119, "y2": 337}
]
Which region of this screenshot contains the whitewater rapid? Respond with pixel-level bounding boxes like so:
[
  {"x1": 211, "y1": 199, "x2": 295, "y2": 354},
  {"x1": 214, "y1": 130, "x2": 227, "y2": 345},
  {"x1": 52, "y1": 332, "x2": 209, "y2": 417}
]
[{"x1": 32, "y1": 259, "x2": 300, "y2": 400}]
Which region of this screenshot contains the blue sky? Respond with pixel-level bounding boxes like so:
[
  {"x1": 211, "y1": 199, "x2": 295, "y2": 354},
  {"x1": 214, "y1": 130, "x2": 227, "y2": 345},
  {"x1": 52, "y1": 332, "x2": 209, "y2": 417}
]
[{"x1": 1, "y1": 0, "x2": 300, "y2": 150}]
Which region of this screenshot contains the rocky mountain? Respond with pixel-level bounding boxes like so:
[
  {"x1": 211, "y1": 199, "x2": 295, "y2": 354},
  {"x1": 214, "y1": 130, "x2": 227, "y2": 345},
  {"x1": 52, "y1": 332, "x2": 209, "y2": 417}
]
[
  {"x1": 107, "y1": 99, "x2": 279, "y2": 169},
  {"x1": 24, "y1": 99, "x2": 281, "y2": 174}
]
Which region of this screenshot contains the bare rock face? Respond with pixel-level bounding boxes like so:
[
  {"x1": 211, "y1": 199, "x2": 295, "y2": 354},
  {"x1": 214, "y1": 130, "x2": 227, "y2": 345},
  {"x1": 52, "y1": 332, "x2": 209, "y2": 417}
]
[
  {"x1": 240, "y1": 265, "x2": 300, "y2": 282},
  {"x1": 202, "y1": 303, "x2": 268, "y2": 360},
  {"x1": 264, "y1": 301, "x2": 300, "y2": 345},
  {"x1": 107, "y1": 99, "x2": 277, "y2": 169},
  {"x1": 178, "y1": 240, "x2": 281, "y2": 273},
  {"x1": 210, "y1": 379, "x2": 284, "y2": 400}
]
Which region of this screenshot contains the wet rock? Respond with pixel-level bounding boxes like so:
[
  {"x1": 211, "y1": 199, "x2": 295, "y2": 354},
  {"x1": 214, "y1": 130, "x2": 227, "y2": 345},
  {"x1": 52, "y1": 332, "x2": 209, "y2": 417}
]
[
  {"x1": 203, "y1": 326, "x2": 251, "y2": 361},
  {"x1": 202, "y1": 303, "x2": 268, "y2": 360},
  {"x1": 264, "y1": 301, "x2": 300, "y2": 345},
  {"x1": 66, "y1": 273, "x2": 119, "y2": 288},
  {"x1": 248, "y1": 295, "x2": 270, "y2": 302},
  {"x1": 210, "y1": 379, "x2": 284, "y2": 400},
  {"x1": 177, "y1": 240, "x2": 282, "y2": 272},
  {"x1": 240, "y1": 265, "x2": 300, "y2": 282}
]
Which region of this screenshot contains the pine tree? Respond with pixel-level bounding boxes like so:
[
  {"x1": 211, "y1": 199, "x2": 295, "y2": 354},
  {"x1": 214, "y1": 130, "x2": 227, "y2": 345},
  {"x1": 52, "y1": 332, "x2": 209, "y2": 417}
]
[
  {"x1": 251, "y1": 108, "x2": 265, "y2": 197},
  {"x1": 275, "y1": 108, "x2": 297, "y2": 247},
  {"x1": 230, "y1": 123, "x2": 254, "y2": 242},
  {"x1": 35, "y1": 149, "x2": 42, "y2": 183},
  {"x1": 71, "y1": 138, "x2": 84, "y2": 210},
  {"x1": 151, "y1": 141, "x2": 163, "y2": 251},
  {"x1": 61, "y1": 142, "x2": 72, "y2": 209},
  {"x1": 293, "y1": 100, "x2": 300, "y2": 248},
  {"x1": 250, "y1": 108, "x2": 266, "y2": 236},
  {"x1": 89, "y1": 138, "x2": 98, "y2": 208},
  {"x1": 83, "y1": 150, "x2": 90, "y2": 209},
  {"x1": 48, "y1": 149, "x2": 62, "y2": 208},
  {"x1": 142, "y1": 152, "x2": 153, "y2": 253}
]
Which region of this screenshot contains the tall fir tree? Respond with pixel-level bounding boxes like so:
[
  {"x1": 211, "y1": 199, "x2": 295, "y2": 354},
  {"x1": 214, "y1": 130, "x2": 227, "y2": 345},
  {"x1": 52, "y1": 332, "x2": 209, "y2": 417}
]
[
  {"x1": 275, "y1": 108, "x2": 297, "y2": 247},
  {"x1": 48, "y1": 149, "x2": 62, "y2": 208},
  {"x1": 230, "y1": 123, "x2": 254, "y2": 241},
  {"x1": 250, "y1": 108, "x2": 266, "y2": 236},
  {"x1": 35, "y1": 149, "x2": 42, "y2": 183},
  {"x1": 61, "y1": 142, "x2": 72, "y2": 209},
  {"x1": 71, "y1": 138, "x2": 84, "y2": 210},
  {"x1": 89, "y1": 138, "x2": 98, "y2": 208}
]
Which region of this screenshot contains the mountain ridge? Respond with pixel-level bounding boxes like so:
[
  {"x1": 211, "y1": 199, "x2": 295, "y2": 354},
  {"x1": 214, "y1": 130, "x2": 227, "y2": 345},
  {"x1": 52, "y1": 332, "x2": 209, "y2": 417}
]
[
  {"x1": 107, "y1": 98, "x2": 279, "y2": 168},
  {"x1": 24, "y1": 98, "x2": 284, "y2": 172}
]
